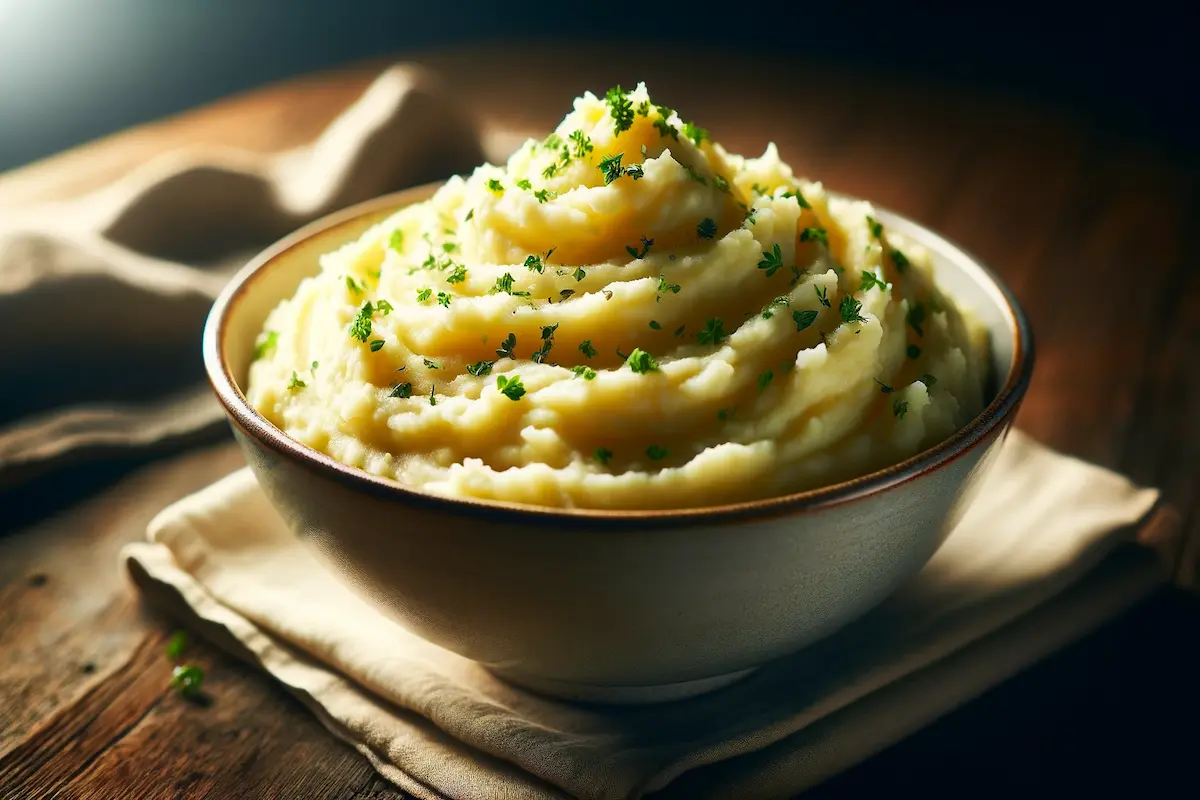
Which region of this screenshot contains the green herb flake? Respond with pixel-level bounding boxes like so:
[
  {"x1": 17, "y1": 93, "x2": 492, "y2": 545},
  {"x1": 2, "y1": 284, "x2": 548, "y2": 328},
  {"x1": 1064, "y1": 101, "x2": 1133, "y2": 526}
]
[
  {"x1": 839, "y1": 295, "x2": 867, "y2": 324},
  {"x1": 891, "y1": 248, "x2": 910, "y2": 272},
  {"x1": 893, "y1": 399, "x2": 909, "y2": 419},
  {"x1": 573, "y1": 267, "x2": 587, "y2": 282},
  {"x1": 907, "y1": 301, "x2": 926, "y2": 336},
  {"x1": 524, "y1": 254, "x2": 545, "y2": 273},
  {"x1": 375, "y1": 299, "x2": 394, "y2": 316},
  {"x1": 815, "y1": 285, "x2": 831, "y2": 307},
  {"x1": 531, "y1": 323, "x2": 558, "y2": 364},
  {"x1": 605, "y1": 86, "x2": 635, "y2": 134},
  {"x1": 648, "y1": 320, "x2": 662, "y2": 330},
  {"x1": 761, "y1": 296, "x2": 790, "y2": 319},
  {"x1": 422, "y1": 358, "x2": 440, "y2": 370},
  {"x1": 652, "y1": 105, "x2": 679, "y2": 139},
  {"x1": 859, "y1": 270, "x2": 889, "y2": 293},
  {"x1": 390, "y1": 382, "x2": 413, "y2": 399},
  {"x1": 170, "y1": 664, "x2": 205, "y2": 698},
  {"x1": 793, "y1": 308, "x2": 819, "y2": 331},
  {"x1": 758, "y1": 370, "x2": 774, "y2": 391},
  {"x1": 486, "y1": 178, "x2": 504, "y2": 194},
  {"x1": 254, "y1": 330, "x2": 279, "y2": 360},
  {"x1": 166, "y1": 630, "x2": 188, "y2": 660},
  {"x1": 697, "y1": 217, "x2": 718, "y2": 239},
  {"x1": 673, "y1": 324, "x2": 685, "y2": 337},
  {"x1": 757, "y1": 243, "x2": 784, "y2": 277},
  {"x1": 446, "y1": 264, "x2": 468, "y2": 284},
  {"x1": 569, "y1": 129, "x2": 594, "y2": 158},
  {"x1": 907, "y1": 344, "x2": 922, "y2": 359},
  {"x1": 496, "y1": 374, "x2": 527, "y2": 401},
  {"x1": 497, "y1": 333, "x2": 517, "y2": 359},
  {"x1": 437, "y1": 292, "x2": 452, "y2": 307},
  {"x1": 571, "y1": 365, "x2": 598, "y2": 380},
  {"x1": 875, "y1": 379, "x2": 894, "y2": 394},
  {"x1": 683, "y1": 121, "x2": 709, "y2": 146},
  {"x1": 388, "y1": 229, "x2": 405, "y2": 252},
  {"x1": 697, "y1": 318, "x2": 728, "y2": 346},
  {"x1": 349, "y1": 301, "x2": 374, "y2": 342},
  {"x1": 464, "y1": 208, "x2": 474, "y2": 222},
  {"x1": 578, "y1": 339, "x2": 597, "y2": 359},
  {"x1": 345, "y1": 275, "x2": 365, "y2": 295},
  {"x1": 417, "y1": 288, "x2": 432, "y2": 302},
  {"x1": 646, "y1": 445, "x2": 669, "y2": 461},
  {"x1": 921, "y1": 373, "x2": 938, "y2": 387},
  {"x1": 626, "y1": 236, "x2": 653, "y2": 259},
  {"x1": 534, "y1": 189, "x2": 554, "y2": 203},
  {"x1": 369, "y1": 339, "x2": 386, "y2": 352},
  {"x1": 466, "y1": 361, "x2": 494, "y2": 377},
  {"x1": 599, "y1": 152, "x2": 625, "y2": 185},
  {"x1": 544, "y1": 132, "x2": 563, "y2": 150},
  {"x1": 515, "y1": 178, "x2": 533, "y2": 191},
  {"x1": 866, "y1": 215, "x2": 883, "y2": 239},
  {"x1": 799, "y1": 227, "x2": 829, "y2": 247},
  {"x1": 429, "y1": 384, "x2": 437, "y2": 406},
  {"x1": 625, "y1": 347, "x2": 660, "y2": 374},
  {"x1": 595, "y1": 447, "x2": 613, "y2": 465},
  {"x1": 657, "y1": 275, "x2": 681, "y2": 301}
]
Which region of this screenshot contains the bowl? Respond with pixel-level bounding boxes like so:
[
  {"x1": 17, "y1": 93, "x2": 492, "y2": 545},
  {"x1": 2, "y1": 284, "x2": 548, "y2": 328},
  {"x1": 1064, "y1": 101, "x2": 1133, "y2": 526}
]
[{"x1": 202, "y1": 183, "x2": 1034, "y2": 704}]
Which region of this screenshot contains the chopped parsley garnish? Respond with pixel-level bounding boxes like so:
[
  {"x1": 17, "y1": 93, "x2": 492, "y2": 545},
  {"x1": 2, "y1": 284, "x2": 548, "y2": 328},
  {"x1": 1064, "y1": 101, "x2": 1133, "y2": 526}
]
[
  {"x1": 166, "y1": 630, "x2": 188, "y2": 659},
  {"x1": 467, "y1": 360, "x2": 494, "y2": 377},
  {"x1": 893, "y1": 399, "x2": 909, "y2": 419},
  {"x1": 751, "y1": 183, "x2": 770, "y2": 197},
  {"x1": 697, "y1": 318, "x2": 728, "y2": 346},
  {"x1": 697, "y1": 217, "x2": 718, "y2": 239},
  {"x1": 437, "y1": 292, "x2": 452, "y2": 307},
  {"x1": 921, "y1": 373, "x2": 938, "y2": 386},
  {"x1": 542, "y1": 162, "x2": 560, "y2": 180},
  {"x1": 757, "y1": 243, "x2": 784, "y2": 277},
  {"x1": 429, "y1": 384, "x2": 437, "y2": 406},
  {"x1": 907, "y1": 301, "x2": 926, "y2": 336},
  {"x1": 595, "y1": 447, "x2": 613, "y2": 465},
  {"x1": 524, "y1": 254, "x2": 545, "y2": 273},
  {"x1": 171, "y1": 664, "x2": 205, "y2": 698},
  {"x1": 345, "y1": 275, "x2": 365, "y2": 295},
  {"x1": 496, "y1": 333, "x2": 517, "y2": 359},
  {"x1": 375, "y1": 299, "x2": 394, "y2": 316},
  {"x1": 569, "y1": 129, "x2": 594, "y2": 158},
  {"x1": 875, "y1": 379, "x2": 894, "y2": 394},
  {"x1": 758, "y1": 370, "x2": 774, "y2": 391},
  {"x1": 544, "y1": 132, "x2": 562, "y2": 150},
  {"x1": 815, "y1": 285, "x2": 831, "y2": 307},
  {"x1": 369, "y1": 339, "x2": 386, "y2": 352},
  {"x1": 907, "y1": 344, "x2": 922, "y2": 359},
  {"x1": 254, "y1": 330, "x2": 279, "y2": 359},
  {"x1": 531, "y1": 323, "x2": 558, "y2": 364},
  {"x1": 625, "y1": 236, "x2": 653, "y2": 259},
  {"x1": 652, "y1": 105, "x2": 679, "y2": 139},
  {"x1": 559, "y1": 289, "x2": 575, "y2": 300},
  {"x1": 571, "y1": 365, "x2": 597, "y2": 380},
  {"x1": 625, "y1": 164, "x2": 645, "y2": 180},
  {"x1": 349, "y1": 301, "x2": 374, "y2": 341},
  {"x1": 793, "y1": 308, "x2": 819, "y2": 332},
  {"x1": 417, "y1": 288, "x2": 432, "y2": 302},
  {"x1": 648, "y1": 320, "x2": 662, "y2": 330},
  {"x1": 442, "y1": 241, "x2": 458, "y2": 253},
  {"x1": 446, "y1": 264, "x2": 468, "y2": 284},
  {"x1": 515, "y1": 178, "x2": 532, "y2": 191},
  {"x1": 578, "y1": 339, "x2": 597, "y2": 359},
  {"x1": 761, "y1": 296, "x2": 790, "y2": 319},
  {"x1": 712, "y1": 174, "x2": 730, "y2": 193},
  {"x1": 679, "y1": 161, "x2": 707, "y2": 185},
  {"x1": 599, "y1": 153, "x2": 625, "y2": 185},
  {"x1": 839, "y1": 295, "x2": 867, "y2": 324},
  {"x1": 625, "y1": 348, "x2": 659, "y2": 373},
  {"x1": 486, "y1": 178, "x2": 504, "y2": 194},
  {"x1": 494, "y1": 273, "x2": 527, "y2": 295},
  {"x1": 534, "y1": 189, "x2": 554, "y2": 203},
  {"x1": 636, "y1": 100, "x2": 650, "y2": 116},
  {"x1": 682, "y1": 121, "x2": 709, "y2": 146},
  {"x1": 799, "y1": 227, "x2": 829, "y2": 247},
  {"x1": 496, "y1": 374, "x2": 526, "y2": 401},
  {"x1": 784, "y1": 189, "x2": 812, "y2": 209},
  {"x1": 891, "y1": 248, "x2": 910, "y2": 272},
  {"x1": 605, "y1": 86, "x2": 635, "y2": 134},
  {"x1": 422, "y1": 358, "x2": 440, "y2": 370},
  {"x1": 859, "y1": 270, "x2": 889, "y2": 293},
  {"x1": 289, "y1": 371, "x2": 307, "y2": 392},
  {"x1": 390, "y1": 382, "x2": 413, "y2": 398},
  {"x1": 673, "y1": 324, "x2": 685, "y2": 337},
  {"x1": 464, "y1": 208, "x2": 474, "y2": 222},
  {"x1": 657, "y1": 275, "x2": 681, "y2": 301},
  {"x1": 866, "y1": 215, "x2": 883, "y2": 239},
  {"x1": 388, "y1": 229, "x2": 405, "y2": 252},
  {"x1": 573, "y1": 267, "x2": 586, "y2": 282},
  {"x1": 645, "y1": 445, "x2": 669, "y2": 461}
]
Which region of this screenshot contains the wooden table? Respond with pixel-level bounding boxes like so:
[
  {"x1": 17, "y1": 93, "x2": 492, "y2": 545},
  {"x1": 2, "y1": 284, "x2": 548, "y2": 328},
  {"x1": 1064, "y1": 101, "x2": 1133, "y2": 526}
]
[{"x1": 2, "y1": 44, "x2": 1198, "y2": 798}]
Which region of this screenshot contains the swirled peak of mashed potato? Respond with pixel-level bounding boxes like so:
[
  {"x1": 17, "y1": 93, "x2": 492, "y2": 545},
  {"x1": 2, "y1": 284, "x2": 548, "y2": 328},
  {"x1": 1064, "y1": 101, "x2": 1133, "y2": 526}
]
[{"x1": 247, "y1": 84, "x2": 990, "y2": 510}]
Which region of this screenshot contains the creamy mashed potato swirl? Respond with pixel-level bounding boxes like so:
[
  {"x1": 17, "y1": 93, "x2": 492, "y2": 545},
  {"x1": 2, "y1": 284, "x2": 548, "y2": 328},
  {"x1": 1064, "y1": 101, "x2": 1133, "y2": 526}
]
[{"x1": 247, "y1": 83, "x2": 989, "y2": 510}]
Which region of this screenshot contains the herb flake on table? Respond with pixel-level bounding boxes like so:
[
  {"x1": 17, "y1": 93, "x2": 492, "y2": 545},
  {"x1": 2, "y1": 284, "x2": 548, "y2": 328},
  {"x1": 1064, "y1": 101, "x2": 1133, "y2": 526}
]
[{"x1": 171, "y1": 664, "x2": 205, "y2": 699}]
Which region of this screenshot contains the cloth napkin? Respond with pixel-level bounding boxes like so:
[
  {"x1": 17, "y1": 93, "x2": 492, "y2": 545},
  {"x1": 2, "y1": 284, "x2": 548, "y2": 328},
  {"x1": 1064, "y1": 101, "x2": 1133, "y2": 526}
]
[
  {"x1": 121, "y1": 430, "x2": 1168, "y2": 800},
  {"x1": 0, "y1": 64, "x2": 521, "y2": 488}
]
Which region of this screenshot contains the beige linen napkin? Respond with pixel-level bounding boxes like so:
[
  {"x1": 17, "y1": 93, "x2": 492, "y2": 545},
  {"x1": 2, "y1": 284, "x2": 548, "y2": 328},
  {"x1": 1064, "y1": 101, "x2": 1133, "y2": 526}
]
[
  {"x1": 0, "y1": 64, "x2": 501, "y2": 487},
  {"x1": 122, "y1": 430, "x2": 1166, "y2": 800}
]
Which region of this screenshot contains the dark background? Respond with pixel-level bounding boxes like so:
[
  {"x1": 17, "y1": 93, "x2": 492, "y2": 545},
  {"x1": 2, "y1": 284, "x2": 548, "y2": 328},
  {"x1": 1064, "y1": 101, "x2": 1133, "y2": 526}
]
[{"x1": 0, "y1": 1, "x2": 1194, "y2": 172}]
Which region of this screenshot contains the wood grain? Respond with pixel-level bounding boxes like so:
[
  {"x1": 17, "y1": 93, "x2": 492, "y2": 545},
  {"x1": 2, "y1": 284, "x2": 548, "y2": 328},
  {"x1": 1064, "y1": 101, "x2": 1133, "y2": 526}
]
[{"x1": 0, "y1": 42, "x2": 1196, "y2": 798}]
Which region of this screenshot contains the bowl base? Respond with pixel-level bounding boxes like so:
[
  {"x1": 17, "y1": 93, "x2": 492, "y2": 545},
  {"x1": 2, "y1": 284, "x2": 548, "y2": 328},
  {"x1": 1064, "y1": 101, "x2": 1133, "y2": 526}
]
[{"x1": 487, "y1": 666, "x2": 759, "y2": 705}]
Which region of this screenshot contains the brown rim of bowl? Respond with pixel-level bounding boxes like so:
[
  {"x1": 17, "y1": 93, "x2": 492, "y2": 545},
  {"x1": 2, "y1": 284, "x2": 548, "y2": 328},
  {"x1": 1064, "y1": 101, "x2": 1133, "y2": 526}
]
[{"x1": 203, "y1": 183, "x2": 1034, "y2": 529}]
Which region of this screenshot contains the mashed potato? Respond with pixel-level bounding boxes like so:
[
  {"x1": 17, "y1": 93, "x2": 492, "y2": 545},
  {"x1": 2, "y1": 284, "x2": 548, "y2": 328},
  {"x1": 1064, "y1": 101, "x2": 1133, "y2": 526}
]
[{"x1": 246, "y1": 83, "x2": 990, "y2": 509}]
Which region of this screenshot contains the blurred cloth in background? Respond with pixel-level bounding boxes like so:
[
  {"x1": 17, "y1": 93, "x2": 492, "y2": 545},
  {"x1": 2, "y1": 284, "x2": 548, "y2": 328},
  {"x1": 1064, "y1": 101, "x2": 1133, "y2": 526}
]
[{"x1": 0, "y1": 0, "x2": 1194, "y2": 172}]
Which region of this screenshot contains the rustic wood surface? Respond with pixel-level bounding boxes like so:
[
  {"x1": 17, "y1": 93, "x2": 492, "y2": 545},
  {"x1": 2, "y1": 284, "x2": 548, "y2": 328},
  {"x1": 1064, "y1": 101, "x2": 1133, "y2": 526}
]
[{"x1": 1, "y1": 43, "x2": 1198, "y2": 798}]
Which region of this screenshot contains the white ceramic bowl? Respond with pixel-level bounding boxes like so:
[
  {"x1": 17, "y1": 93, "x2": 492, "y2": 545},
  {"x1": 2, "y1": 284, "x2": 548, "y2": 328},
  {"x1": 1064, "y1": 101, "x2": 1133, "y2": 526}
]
[{"x1": 203, "y1": 184, "x2": 1034, "y2": 703}]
